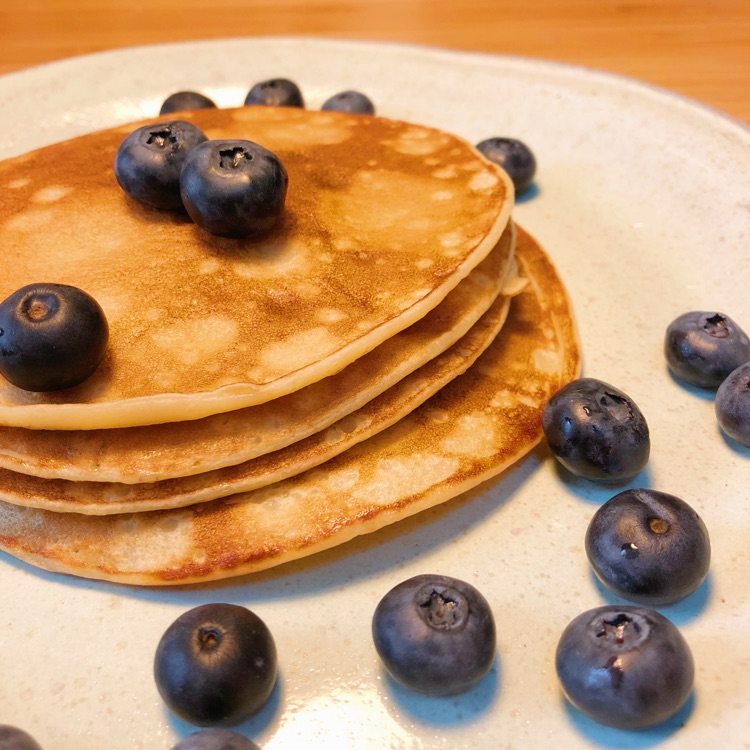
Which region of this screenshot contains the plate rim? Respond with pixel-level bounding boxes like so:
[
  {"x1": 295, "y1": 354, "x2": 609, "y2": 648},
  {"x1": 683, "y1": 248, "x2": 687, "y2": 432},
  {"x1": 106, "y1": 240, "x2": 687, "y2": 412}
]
[{"x1": 1, "y1": 35, "x2": 748, "y2": 136}]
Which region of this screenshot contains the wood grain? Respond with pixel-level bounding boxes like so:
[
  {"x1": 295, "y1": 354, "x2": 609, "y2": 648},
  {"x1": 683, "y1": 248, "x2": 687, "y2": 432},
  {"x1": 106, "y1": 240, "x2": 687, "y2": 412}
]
[{"x1": 0, "y1": 0, "x2": 748, "y2": 122}]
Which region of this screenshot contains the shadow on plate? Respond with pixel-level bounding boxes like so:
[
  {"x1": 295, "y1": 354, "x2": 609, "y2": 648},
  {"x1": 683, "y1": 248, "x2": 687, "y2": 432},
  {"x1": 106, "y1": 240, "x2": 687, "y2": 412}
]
[
  {"x1": 561, "y1": 691, "x2": 695, "y2": 749},
  {"x1": 4, "y1": 448, "x2": 542, "y2": 607},
  {"x1": 378, "y1": 655, "x2": 500, "y2": 727},
  {"x1": 548, "y1": 457, "x2": 653, "y2": 507},
  {"x1": 515, "y1": 182, "x2": 540, "y2": 204},
  {"x1": 588, "y1": 569, "x2": 712, "y2": 626}
]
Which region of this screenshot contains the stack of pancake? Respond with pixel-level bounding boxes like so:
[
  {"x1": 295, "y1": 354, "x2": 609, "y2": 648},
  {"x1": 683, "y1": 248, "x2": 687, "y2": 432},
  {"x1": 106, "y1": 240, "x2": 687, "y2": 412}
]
[{"x1": 0, "y1": 107, "x2": 579, "y2": 585}]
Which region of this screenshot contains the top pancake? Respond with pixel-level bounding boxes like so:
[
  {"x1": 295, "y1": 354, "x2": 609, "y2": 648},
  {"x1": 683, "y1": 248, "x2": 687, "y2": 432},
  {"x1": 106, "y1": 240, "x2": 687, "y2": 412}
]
[{"x1": 0, "y1": 107, "x2": 513, "y2": 429}]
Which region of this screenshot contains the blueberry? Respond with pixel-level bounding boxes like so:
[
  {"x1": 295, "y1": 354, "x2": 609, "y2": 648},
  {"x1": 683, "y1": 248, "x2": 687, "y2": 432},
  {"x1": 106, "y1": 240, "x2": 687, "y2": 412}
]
[
  {"x1": 244, "y1": 78, "x2": 304, "y2": 108},
  {"x1": 0, "y1": 283, "x2": 108, "y2": 392},
  {"x1": 160, "y1": 91, "x2": 218, "y2": 115},
  {"x1": 372, "y1": 574, "x2": 496, "y2": 695},
  {"x1": 715, "y1": 361, "x2": 750, "y2": 446},
  {"x1": 555, "y1": 605, "x2": 694, "y2": 729},
  {"x1": 170, "y1": 729, "x2": 259, "y2": 750},
  {"x1": 586, "y1": 489, "x2": 710, "y2": 605},
  {"x1": 321, "y1": 90, "x2": 375, "y2": 115},
  {"x1": 475, "y1": 137, "x2": 536, "y2": 194},
  {"x1": 180, "y1": 140, "x2": 288, "y2": 238},
  {"x1": 542, "y1": 378, "x2": 650, "y2": 482},
  {"x1": 154, "y1": 603, "x2": 277, "y2": 727},
  {"x1": 665, "y1": 311, "x2": 750, "y2": 388},
  {"x1": 0, "y1": 726, "x2": 43, "y2": 750},
  {"x1": 114, "y1": 120, "x2": 208, "y2": 210}
]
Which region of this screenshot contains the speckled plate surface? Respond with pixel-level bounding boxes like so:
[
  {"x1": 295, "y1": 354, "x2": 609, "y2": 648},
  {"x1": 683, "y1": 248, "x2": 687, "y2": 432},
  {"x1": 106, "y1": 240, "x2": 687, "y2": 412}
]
[{"x1": 0, "y1": 37, "x2": 748, "y2": 750}]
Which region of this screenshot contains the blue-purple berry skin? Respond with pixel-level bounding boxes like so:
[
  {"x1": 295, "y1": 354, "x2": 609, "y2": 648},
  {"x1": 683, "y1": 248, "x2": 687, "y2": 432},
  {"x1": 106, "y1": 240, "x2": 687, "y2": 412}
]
[
  {"x1": 0, "y1": 725, "x2": 43, "y2": 750},
  {"x1": 179, "y1": 140, "x2": 288, "y2": 238},
  {"x1": 716, "y1": 361, "x2": 750, "y2": 446},
  {"x1": 170, "y1": 729, "x2": 259, "y2": 750},
  {"x1": 475, "y1": 137, "x2": 536, "y2": 194},
  {"x1": 321, "y1": 90, "x2": 375, "y2": 115},
  {"x1": 0, "y1": 283, "x2": 109, "y2": 392},
  {"x1": 154, "y1": 603, "x2": 278, "y2": 727},
  {"x1": 665, "y1": 311, "x2": 750, "y2": 388},
  {"x1": 160, "y1": 91, "x2": 218, "y2": 115},
  {"x1": 542, "y1": 378, "x2": 650, "y2": 483},
  {"x1": 372, "y1": 574, "x2": 496, "y2": 695},
  {"x1": 114, "y1": 120, "x2": 208, "y2": 210},
  {"x1": 244, "y1": 78, "x2": 304, "y2": 107},
  {"x1": 555, "y1": 606, "x2": 694, "y2": 729},
  {"x1": 586, "y1": 489, "x2": 710, "y2": 605}
]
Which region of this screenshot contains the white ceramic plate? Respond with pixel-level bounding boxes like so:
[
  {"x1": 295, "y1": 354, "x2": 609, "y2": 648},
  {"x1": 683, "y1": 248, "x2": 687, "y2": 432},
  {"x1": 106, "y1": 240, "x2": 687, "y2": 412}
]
[{"x1": 0, "y1": 37, "x2": 749, "y2": 750}]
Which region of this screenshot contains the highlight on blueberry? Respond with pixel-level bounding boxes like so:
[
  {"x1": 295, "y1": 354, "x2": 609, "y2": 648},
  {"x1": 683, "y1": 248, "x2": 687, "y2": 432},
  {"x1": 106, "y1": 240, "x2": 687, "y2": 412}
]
[
  {"x1": 321, "y1": 90, "x2": 375, "y2": 115},
  {"x1": 585, "y1": 488, "x2": 710, "y2": 605},
  {"x1": 244, "y1": 78, "x2": 304, "y2": 107},
  {"x1": 0, "y1": 283, "x2": 109, "y2": 392},
  {"x1": 475, "y1": 137, "x2": 536, "y2": 195},
  {"x1": 665, "y1": 310, "x2": 750, "y2": 388},
  {"x1": 372, "y1": 573, "x2": 496, "y2": 695},
  {"x1": 180, "y1": 139, "x2": 288, "y2": 238},
  {"x1": 169, "y1": 729, "x2": 260, "y2": 750},
  {"x1": 715, "y1": 361, "x2": 750, "y2": 446},
  {"x1": 160, "y1": 91, "x2": 218, "y2": 115},
  {"x1": 542, "y1": 378, "x2": 650, "y2": 483},
  {"x1": 555, "y1": 605, "x2": 694, "y2": 729},
  {"x1": 154, "y1": 603, "x2": 278, "y2": 727},
  {"x1": 114, "y1": 120, "x2": 208, "y2": 210},
  {"x1": 0, "y1": 725, "x2": 44, "y2": 750}
]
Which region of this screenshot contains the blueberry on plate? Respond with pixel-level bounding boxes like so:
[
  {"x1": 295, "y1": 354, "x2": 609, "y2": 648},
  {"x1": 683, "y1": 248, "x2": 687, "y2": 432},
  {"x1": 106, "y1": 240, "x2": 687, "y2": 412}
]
[
  {"x1": 180, "y1": 139, "x2": 288, "y2": 238},
  {"x1": 170, "y1": 729, "x2": 259, "y2": 750},
  {"x1": 372, "y1": 574, "x2": 496, "y2": 695},
  {"x1": 321, "y1": 90, "x2": 375, "y2": 115},
  {"x1": 664, "y1": 311, "x2": 750, "y2": 388},
  {"x1": 160, "y1": 91, "x2": 218, "y2": 115},
  {"x1": 475, "y1": 137, "x2": 536, "y2": 194},
  {"x1": 715, "y1": 361, "x2": 750, "y2": 446},
  {"x1": 0, "y1": 283, "x2": 109, "y2": 392},
  {"x1": 244, "y1": 78, "x2": 304, "y2": 107},
  {"x1": 0, "y1": 725, "x2": 43, "y2": 750},
  {"x1": 542, "y1": 378, "x2": 650, "y2": 483},
  {"x1": 555, "y1": 605, "x2": 694, "y2": 729},
  {"x1": 154, "y1": 603, "x2": 277, "y2": 727},
  {"x1": 114, "y1": 120, "x2": 208, "y2": 210},
  {"x1": 586, "y1": 488, "x2": 710, "y2": 605}
]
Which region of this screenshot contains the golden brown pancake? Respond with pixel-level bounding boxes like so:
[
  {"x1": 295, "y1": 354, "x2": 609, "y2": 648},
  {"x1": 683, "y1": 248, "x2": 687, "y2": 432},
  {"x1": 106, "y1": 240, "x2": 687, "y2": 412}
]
[
  {"x1": 0, "y1": 107, "x2": 513, "y2": 430},
  {"x1": 0, "y1": 225, "x2": 516, "y2": 483},
  {"x1": 0, "y1": 289, "x2": 511, "y2": 514},
  {"x1": 0, "y1": 227, "x2": 581, "y2": 584}
]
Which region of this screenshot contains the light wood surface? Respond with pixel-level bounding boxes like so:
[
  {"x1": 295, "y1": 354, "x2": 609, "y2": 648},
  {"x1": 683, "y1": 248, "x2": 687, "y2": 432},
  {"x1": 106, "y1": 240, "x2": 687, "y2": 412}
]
[{"x1": 0, "y1": 0, "x2": 748, "y2": 123}]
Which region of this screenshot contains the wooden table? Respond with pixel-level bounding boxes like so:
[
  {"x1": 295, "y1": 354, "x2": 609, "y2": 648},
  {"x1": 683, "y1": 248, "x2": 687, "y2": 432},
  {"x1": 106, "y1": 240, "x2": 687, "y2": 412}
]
[{"x1": 1, "y1": 0, "x2": 748, "y2": 123}]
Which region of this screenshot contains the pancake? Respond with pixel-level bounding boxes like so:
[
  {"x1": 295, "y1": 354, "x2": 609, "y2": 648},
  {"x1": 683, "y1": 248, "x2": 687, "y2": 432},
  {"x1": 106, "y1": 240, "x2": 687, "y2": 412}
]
[
  {"x1": 0, "y1": 106, "x2": 513, "y2": 430},
  {"x1": 0, "y1": 288, "x2": 511, "y2": 514},
  {"x1": 0, "y1": 225, "x2": 517, "y2": 483},
  {"x1": 0, "y1": 227, "x2": 581, "y2": 584}
]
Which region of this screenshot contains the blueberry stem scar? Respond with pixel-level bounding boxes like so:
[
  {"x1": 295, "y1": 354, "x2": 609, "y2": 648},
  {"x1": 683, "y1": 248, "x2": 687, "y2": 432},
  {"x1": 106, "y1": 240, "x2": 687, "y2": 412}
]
[
  {"x1": 147, "y1": 129, "x2": 177, "y2": 149},
  {"x1": 648, "y1": 517, "x2": 669, "y2": 534},
  {"x1": 220, "y1": 147, "x2": 252, "y2": 169},
  {"x1": 597, "y1": 614, "x2": 640, "y2": 645}
]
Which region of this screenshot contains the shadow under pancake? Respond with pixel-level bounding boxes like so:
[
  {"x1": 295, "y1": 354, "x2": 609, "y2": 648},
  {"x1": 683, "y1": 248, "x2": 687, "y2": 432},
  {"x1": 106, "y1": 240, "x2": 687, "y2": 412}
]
[{"x1": 0, "y1": 449, "x2": 541, "y2": 609}]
